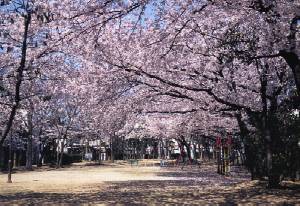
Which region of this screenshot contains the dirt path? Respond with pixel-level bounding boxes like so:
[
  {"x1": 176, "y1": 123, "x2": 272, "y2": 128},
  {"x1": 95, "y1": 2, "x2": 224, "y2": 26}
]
[{"x1": 0, "y1": 163, "x2": 299, "y2": 205}]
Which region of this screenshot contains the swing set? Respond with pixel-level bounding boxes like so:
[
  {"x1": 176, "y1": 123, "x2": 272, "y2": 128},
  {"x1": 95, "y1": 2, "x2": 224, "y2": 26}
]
[{"x1": 216, "y1": 136, "x2": 232, "y2": 175}]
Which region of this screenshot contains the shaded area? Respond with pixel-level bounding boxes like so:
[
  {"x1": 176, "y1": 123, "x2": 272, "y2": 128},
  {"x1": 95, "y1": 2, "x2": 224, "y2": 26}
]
[
  {"x1": 157, "y1": 164, "x2": 251, "y2": 186},
  {"x1": 0, "y1": 166, "x2": 299, "y2": 205},
  {"x1": 0, "y1": 179, "x2": 299, "y2": 205}
]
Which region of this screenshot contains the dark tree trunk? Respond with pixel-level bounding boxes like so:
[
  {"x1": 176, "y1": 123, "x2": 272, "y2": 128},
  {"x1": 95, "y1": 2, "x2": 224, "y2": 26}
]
[
  {"x1": 57, "y1": 140, "x2": 64, "y2": 168},
  {"x1": 0, "y1": 144, "x2": 4, "y2": 171},
  {"x1": 198, "y1": 143, "x2": 202, "y2": 161},
  {"x1": 98, "y1": 136, "x2": 103, "y2": 164},
  {"x1": 158, "y1": 138, "x2": 162, "y2": 159},
  {"x1": 110, "y1": 136, "x2": 114, "y2": 162},
  {"x1": 267, "y1": 115, "x2": 282, "y2": 188},
  {"x1": 186, "y1": 143, "x2": 192, "y2": 160},
  {"x1": 280, "y1": 16, "x2": 300, "y2": 94},
  {"x1": 56, "y1": 141, "x2": 60, "y2": 167},
  {"x1": 26, "y1": 103, "x2": 34, "y2": 171},
  {"x1": 58, "y1": 148, "x2": 63, "y2": 168},
  {"x1": 26, "y1": 135, "x2": 33, "y2": 170},
  {"x1": 37, "y1": 129, "x2": 44, "y2": 167},
  {"x1": 268, "y1": 173, "x2": 281, "y2": 188},
  {"x1": 235, "y1": 112, "x2": 257, "y2": 176},
  {"x1": 260, "y1": 66, "x2": 276, "y2": 186},
  {"x1": 177, "y1": 136, "x2": 192, "y2": 160},
  {"x1": 37, "y1": 144, "x2": 46, "y2": 167},
  {"x1": 0, "y1": 14, "x2": 31, "y2": 147},
  {"x1": 280, "y1": 50, "x2": 300, "y2": 94}
]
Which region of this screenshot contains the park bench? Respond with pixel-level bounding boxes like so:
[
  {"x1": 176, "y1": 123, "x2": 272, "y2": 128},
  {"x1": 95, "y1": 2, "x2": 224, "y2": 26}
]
[{"x1": 128, "y1": 159, "x2": 139, "y2": 166}]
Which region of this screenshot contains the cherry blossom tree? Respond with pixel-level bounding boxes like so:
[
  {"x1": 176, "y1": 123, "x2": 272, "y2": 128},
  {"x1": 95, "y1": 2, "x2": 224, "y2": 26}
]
[
  {"x1": 73, "y1": 0, "x2": 298, "y2": 187},
  {"x1": 0, "y1": 0, "x2": 298, "y2": 188}
]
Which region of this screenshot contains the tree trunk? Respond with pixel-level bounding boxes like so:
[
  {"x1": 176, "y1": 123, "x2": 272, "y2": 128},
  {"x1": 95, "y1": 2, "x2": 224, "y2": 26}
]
[
  {"x1": 296, "y1": 171, "x2": 300, "y2": 181},
  {"x1": 280, "y1": 16, "x2": 300, "y2": 94},
  {"x1": 110, "y1": 136, "x2": 114, "y2": 162},
  {"x1": 58, "y1": 140, "x2": 64, "y2": 168},
  {"x1": 26, "y1": 101, "x2": 34, "y2": 171},
  {"x1": 37, "y1": 129, "x2": 44, "y2": 167},
  {"x1": 26, "y1": 135, "x2": 33, "y2": 170},
  {"x1": 0, "y1": 14, "x2": 31, "y2": 147},
  {"x1": 56, "y1": 141, "x2": 60, "y2": 167},
  {"x1": 186, "y1": 144, "x2": 191, "y2": 160},
  {"x1": 178, "y1": 136, "x2": 192, "y2": 160},
  {"x1": 200, "y1": 144, "x2": 203, "y2": 161},
  {"x1": 280, "y1": 51, "x2": 300, "y2": 95},
  {"x1": 98, "y1": 138, "x2": 102, "y2": 165},
  {"x1": 0, "y1": 144, "x2": 4, "y2": 171},
  {"x1": 268, "y1": 172, "x2": 281, "y2": 188},
  {"x1": 37, "y1": 144, "x2": 45, "y2": 167},
  {"x1": 217, "y1": 148, "x2": 221, "y2": 174},
  {"x1": 58, "y1": 149, "x2": 63, "y2": 168},
  {"x1": 260, "y1": 64, "x2": 281, "y2": 187},
  {"x1": 192, "y1": 143, "x2": 197, "y2": 160},
  {"x1": 13, "y1": 151, "x2": 16, "y2": 168},
  {"x1": 158, "y1": 138, "x2": 162, "y2": 159}
]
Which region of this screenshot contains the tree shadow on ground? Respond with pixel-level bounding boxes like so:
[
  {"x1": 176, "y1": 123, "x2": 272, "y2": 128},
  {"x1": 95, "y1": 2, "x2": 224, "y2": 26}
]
[
  {"x1": 157, "y1": 166, "x2": 251, "y2": 186},
  {"x1": 0, "y1": 179, "x2": 299, "y2": 205},
  {"x1": 0, "y1": 167, "x2": 299, "y2": 205}
]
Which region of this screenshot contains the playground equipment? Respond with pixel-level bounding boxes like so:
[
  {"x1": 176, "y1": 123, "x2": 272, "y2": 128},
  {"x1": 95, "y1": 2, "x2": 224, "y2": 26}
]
[{"x1": 216, "y1": 136, "x2": 232, "y2": 175}]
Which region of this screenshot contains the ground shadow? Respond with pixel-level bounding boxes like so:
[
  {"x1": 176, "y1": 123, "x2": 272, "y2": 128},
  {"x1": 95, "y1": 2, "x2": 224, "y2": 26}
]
[
  {"x1": 0, "y1": 166, "x2": 299, "y2": 205},
  {"x1": 0, "y1": 179, "x2": 299, "y2": 205}
]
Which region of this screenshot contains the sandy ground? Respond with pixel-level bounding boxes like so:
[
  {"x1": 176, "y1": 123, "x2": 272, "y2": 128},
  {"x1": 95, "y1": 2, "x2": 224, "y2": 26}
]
[{"x1": 0, "y1": 161, "x2": 299, "y2": 205}]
